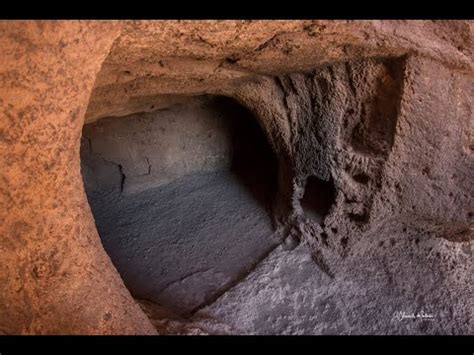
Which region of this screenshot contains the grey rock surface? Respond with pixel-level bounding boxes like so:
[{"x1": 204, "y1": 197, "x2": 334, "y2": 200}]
[
  {"x1": 81, "y1": 96, "x2": 280, "y2": 316},
  {"x1": 194, "y1": 227, "x2": 472, "y2": 335},
  {"x1": 83, "y1": 171, "x2": 279, "y2": 316}
]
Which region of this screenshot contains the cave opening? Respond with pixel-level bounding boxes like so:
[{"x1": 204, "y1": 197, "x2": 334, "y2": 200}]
[
  {"x1": 80, "y1": 95, "x2": 279, "y2": 317},
  {"x1": 301, "y1": 175, "x2": 337, "y2": 224}
]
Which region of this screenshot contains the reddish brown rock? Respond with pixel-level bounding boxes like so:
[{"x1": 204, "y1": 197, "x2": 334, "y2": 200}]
[
  {"x1": 0, "y1": 20, "x2": 155, "y2": 335},
  {"x1": 0, "y1": 20, "x2": 472, "y2": 335}
]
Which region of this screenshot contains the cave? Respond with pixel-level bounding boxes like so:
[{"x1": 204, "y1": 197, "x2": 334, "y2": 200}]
[
  {"x1": 80, "y1": 95, "x2": 279, "y2": 317},
  {"x1": 1, "y1": 20, "x2": 472, "y2": 336}
]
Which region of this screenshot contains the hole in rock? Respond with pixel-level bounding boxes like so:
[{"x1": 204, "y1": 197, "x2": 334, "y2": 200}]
[
  {"x1": 301, "y1": 176, "x2": 336, "y2": 224},
  {"x1": 348, "y1": 211, "x2": 369, "y2": 224},
  {"x1": 80, "y1": 95, "x2": 279, "y2": 316},
  {"x1": 352, "y1": 173, "x2": 370, "y2": 185}
]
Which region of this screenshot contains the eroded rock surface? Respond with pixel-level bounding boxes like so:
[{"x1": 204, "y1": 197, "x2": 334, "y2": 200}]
[
  {"x1": 0, "y1": 20, "x2": 473, "y2": 335},
  {"x1": 85, "y1": 20, "x2": 472, "y2": 122}
]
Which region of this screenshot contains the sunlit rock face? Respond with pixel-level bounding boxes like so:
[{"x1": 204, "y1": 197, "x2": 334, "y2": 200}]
[{"x1": 0, "y1": 20, "x2": 472, "y2": 335}]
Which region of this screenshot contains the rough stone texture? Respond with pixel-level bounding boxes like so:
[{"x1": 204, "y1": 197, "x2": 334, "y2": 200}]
[
  {"x1": 0, "y1": 21, "x2": 156, "y2": 335},
  {"x1": 85, "y1": 20, "x2": 472, "y2": 122},
  {"x1": 193, "y1": 233, "x2": 471, "y2": 335},
  {"x1": 81, "y1": 96, "x2": 279, "y2": 315},
  {"x1": 0, "y1": 20, "x2": 473, "y2": 335},
  {"x1": 81, "y1": 95, "x2": 276, "y2": 194},
  {"x1": 230, "y1": 57, "x2": 407, "y2": 259}
]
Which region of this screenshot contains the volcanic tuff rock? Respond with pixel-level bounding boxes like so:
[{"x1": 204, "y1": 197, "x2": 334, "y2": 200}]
[{"x1": 0, "y1": 20, "x2": 472, "y2": 334}]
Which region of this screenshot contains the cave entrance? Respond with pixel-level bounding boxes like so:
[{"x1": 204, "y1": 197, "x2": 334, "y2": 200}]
[
  {"x1": 301, "y1": 175, "x2": 336, "y2": 224},
  {"x1": 80, "y1": 95, "x2": 279, "y2": 318}
]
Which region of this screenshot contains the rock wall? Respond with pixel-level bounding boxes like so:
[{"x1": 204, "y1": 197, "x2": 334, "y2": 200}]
[
  {"x1": 0, "y1": 21, "x2": 156, "y2": 335},
  {"x1": 231, "y1": 55, "x2": 472, "y2": 274},
  {"x1": 81, "y1": 95, "x2": 277, "y2": 197},
  {"x1": 0, "y1": 20, "x2": 472, "y2": 334},
  {"x1": 231, "y1": 58, "x2": 405, "y2": 249},
  {"x1": 82, "y1": 96, "x2": 244, "y2": 194}
]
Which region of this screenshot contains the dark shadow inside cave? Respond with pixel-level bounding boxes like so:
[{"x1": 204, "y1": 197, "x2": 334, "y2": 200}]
[
  {"x1": 301, "y1": 175, "x2": 336, "y2": 224},
  {"x1": 80, "y1": 95, "x2": 279, "y2": 317}
]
